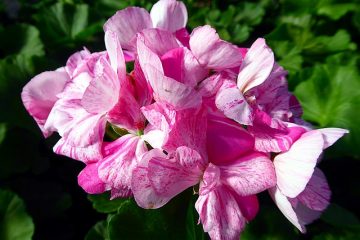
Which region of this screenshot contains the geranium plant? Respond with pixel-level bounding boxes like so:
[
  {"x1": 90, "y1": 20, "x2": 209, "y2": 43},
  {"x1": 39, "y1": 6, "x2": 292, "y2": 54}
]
[{"x1": 21, "y1": 0, "x2": 349, "y2": 239}]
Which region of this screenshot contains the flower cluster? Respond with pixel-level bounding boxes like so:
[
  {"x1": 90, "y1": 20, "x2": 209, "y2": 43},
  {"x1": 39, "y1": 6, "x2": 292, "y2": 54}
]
[{"x1": 21, "y1": 0, "x2": 348, "y2": 239}]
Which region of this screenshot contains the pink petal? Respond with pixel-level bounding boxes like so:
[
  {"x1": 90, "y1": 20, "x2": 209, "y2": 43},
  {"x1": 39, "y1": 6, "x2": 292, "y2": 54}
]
[
  {"x1": 104, "y1": 30, "x2": 126, "y2": 80},
  {"x1": 318, "y1": 128, "x2": 349, "y2": 149},
  {"x1": 21, "y1": 69, "x2": 69, "y2": 137},
  {"x1": 98, "y1": 135, "x2": 147, "y2": 197},
  {"x1": 162, "y1": 106, "x2": 207, "y2": 155},
  {"x1": 269, "y1": 187, "x2": 306, "y2": 233},
  {"x1": 189, "y1": 25, "x2": 242, "y2": 70},
  {"x1": 206, "y1": 115, "x2": 254, "y2": 165},
  {"x1": 161, "y1": 47, "x2": 184, "y2": 82},
  {"x1": 44, "y1": 72, "x2": 93, "y2": 136},
  {"x1": 199, "y1": 163, "x2": 221, "y2": 195},
  {"x1": 195, "y1": 185, "x2": 247, "y2": 240},
  {"x1": 65, "y1": 49, "x2": 91, "y2": 78},
  {"x1": 107, "y1": 74, "x2": 146, "y2": 132},
  {"x1": 78, "y1": 162, "x2": 106, "y2": 194},
  {"x1": 297, "y1": 168, "x2": 331, "y2": 211},
  {"x1": 81, "y1": 58, "x2": 119, "y2": 114},
  {"x1": 175, "y1": 28, "x2": 190, "y2": 48},
  {"x1": 274, "y1": 130, "x2": 324, "y2": 198},
  {"x1": 292, "y1": 202, "x2": 322, "y2": 229},
  {"x1": 182, "y1": 47, "x2": 208, "y2": 85},
  {"x1": 198, "y1": 73, "x2": 224, "y2": 99},
  {"x1": 237, "y1": 38, "x2": 274, "y2": 93},
  {"x1": 198, "y1": 73, "x2": 226, "y2": 112},
  {"x1": 161, "y1": 47, "x2": 207, "y2": 86},
  {"x1": 248, "y1": 109, "x2": 306, "y2": 152},
  {"x1": 53, "y1": 113, "x2": 106, "y2": 163},
  {"x1": 215, "y1": 81, "x2": 252, "y2": 125},
  {"x1": 123, "y1": 50, "x2": 135, "y2": 62},
  {"x1": 131, "y1": 149, "x2": 171, "y2": 209},
  {"x1": 220, "y1": 152, "x2": 276, "y2": 196},
  {"x1": 142, "y1": 102, "x2": 207, "y2": 155},
  {"x1": 235, "y1": 195, "x2": 259, "y2": 221},
  {"x1": 289, "y1": 95, "x2": 303, "y2": 121},
  {"x1": 104, "y1": 7, "x2": 152, "y2": 51},
  {"x1": 247, "y1": 63, "x2": 291, "y2": 121},
  {"x1": 143, "y1": 64, "x2": 201, "y2": 109},
  {"x1": 138, "y1": 28, "x2": 180, "y2": 56},
  {"x1": 142, "y1": 128, "x2": 166, "y2": 149},
  {"x1": 148, "y1": 147, "x2": 204, "y2": 201},
  {"x1": 150, "y1": 0, "x2": 188, "y2": 32},
  {"x1": 133, "y1": 58, "x2": 153, "y2": 107},
  {"x1": 136, "y1": 33, "x2": 164, "y2": 77},
  {"x1": 141, "y1": 102, "x2": 174, "y2": 131}
]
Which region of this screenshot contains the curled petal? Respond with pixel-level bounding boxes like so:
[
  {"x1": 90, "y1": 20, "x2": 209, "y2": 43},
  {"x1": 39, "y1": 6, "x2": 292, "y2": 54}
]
[
  {"x1": 138, "y1": 28, "x2": 180, "y2": 56},
  {"x1": 104, "y1": 30, "x2": 126, "y2": 80},
  {"x1": 21, "y1": 69, "x2": 69, "y2": 137},
  {"x1": 318, "y1": 128, "x2": 349, "y2": 149},
  {"x1": 150, "y1": 0, "x2": 188, "y2": 32},
  {"x1": 274, "y1": 130, "x2": 324, "y2": 198},
  {"x1": 297, "y1": 168, "x2": 331, "y2": 211},
  {"x1": 66, "y1": 49, "x2": 91, "y2": 78},
  {"x1": 53, "y1": 113, "x2": 106, "y2": 163},
  {"x1": 78, "y1": 163, "x2": 106, "y2": 194},
  {"x1": 248, "y1": 110, "x2": 306, "y2": 153},
  {"x1": 143, "y1": 64, "x2": 201, "y2": 109},
  {"x1": 269, "y1": 187, "x2": 306, "y2": 233},
  {"x1": 215, "y1": 82, "x2": 252, "y2": 125},
  {"x1": 104, "y1": 7, "x2": 152, "y2": 51},
  {"x1": 189, "y1": 25, "x2": 242, "y2": 70},
  {"x1": 237, "y1": 38, "x2": 274, "y2": 93}
]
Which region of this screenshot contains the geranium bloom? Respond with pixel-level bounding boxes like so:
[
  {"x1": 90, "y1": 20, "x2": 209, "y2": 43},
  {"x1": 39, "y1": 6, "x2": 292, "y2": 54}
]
[
  {"x1": 104, "y1": 0, "x2": 188, "y2": 59},
  {"x1": 131, "y1": 109, "x2": 276, "y2": 239},
  {"x1": 21, "y1": 0, "x2": 349, "y2": 239},
  {"x1": 270, "y1": 128, "x2": 348, "y2": 232}
]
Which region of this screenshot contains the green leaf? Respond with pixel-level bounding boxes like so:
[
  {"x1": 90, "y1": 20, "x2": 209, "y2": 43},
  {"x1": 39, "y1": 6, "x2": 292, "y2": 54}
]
[
  {"x1": 34, "y1": 2, "x2": 97, "y2": 46},
  {"x1": 0, "y1": 189, "x2": 34, "y2": 240},
  {"x1": 313, "y1": 229, "x2": 360, "y2": 240},
  {"x1": 317, "y1": 3, "x2": 357, "y2": 20},
  {"x1": 234, "y1": 2, "x2": 265, "y2": 26},
  {"x1": 71, "y1": 4, "x2": 90, "y2": 38},
  {"x1": 294, "y1": 54, "x2": 360, "y2": 157},
  {"x1": 303, "y1": 29, "x2": 357, "y2": 55},
  {"x1": 185, "y1": 197, "x2": 206, "y2": 240},
  {"x1": 85, "y1": 220, "x2": 109, "y2": 240},
  {"x1": 0, "y1": 24, "x2": 44, "y2": 57},
  {"x1": 88, "y1": 192, "x2": 131, "y2": 214},
  {"x1": 108, "y1": 190, "x2": 193, "y2": 239},
  {"x1": 321, "y1": 203, "x2": 360, "y2": 228},
  {"x1": 0, "y1": 123, "x2": 6, "y2": 145}
]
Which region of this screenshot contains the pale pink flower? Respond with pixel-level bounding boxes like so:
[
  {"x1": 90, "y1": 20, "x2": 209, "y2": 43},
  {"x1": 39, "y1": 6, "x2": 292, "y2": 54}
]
[
  {"x1": 104, "y1": 0, "x2": 188, "y2": 58},
  {"x1": 270, "y1": 128, "x2": 348, "y2": 231}
]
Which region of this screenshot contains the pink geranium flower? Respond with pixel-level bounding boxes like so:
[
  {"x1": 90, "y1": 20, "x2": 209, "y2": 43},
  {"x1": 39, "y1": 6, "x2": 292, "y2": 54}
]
[
  {"x1": 270, "y1": 128, "x2": 348, "y2": 231},
  {"x1": 131, "y1": 109, "x2": 276, "y2": 240}
]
